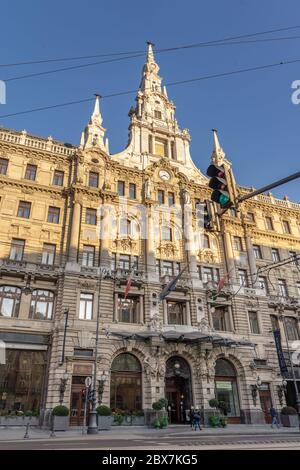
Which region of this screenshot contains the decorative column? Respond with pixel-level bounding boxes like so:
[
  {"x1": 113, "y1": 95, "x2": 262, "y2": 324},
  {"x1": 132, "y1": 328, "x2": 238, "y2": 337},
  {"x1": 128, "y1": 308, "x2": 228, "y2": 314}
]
[
  {"x1": 222, "y1": 230, "x2": 236, "y2": 284},
  {"x1": 68, "y1": 199, "x2": 81, "y2": 263},
  {"x1": 163, "y1": 300, "x2": 168, "y2": 325},
  {"x1": 113, "y1": 292, "x2": 119, "y2": 322},
  {"x1": 245, "y1": 232, "x2": 259, "y2": 288},
  {"x1": 145, "y1": 203, "x2": 157, "y2": 281},
  {"x1": 185, "y1": 301, "x2": 191, "y2": 326}
]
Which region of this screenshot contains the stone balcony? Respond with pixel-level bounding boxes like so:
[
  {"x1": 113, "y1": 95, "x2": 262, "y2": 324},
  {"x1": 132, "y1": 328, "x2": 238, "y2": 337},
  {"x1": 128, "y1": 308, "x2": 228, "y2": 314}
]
[{"x1": 0, "y1": 258, "x2": 61, "y2": 279}]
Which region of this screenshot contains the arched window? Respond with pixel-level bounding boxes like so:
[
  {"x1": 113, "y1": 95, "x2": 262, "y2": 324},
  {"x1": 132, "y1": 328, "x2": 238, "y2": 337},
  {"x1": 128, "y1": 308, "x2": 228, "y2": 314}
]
[
  {"x1": 110, "y1": 353, "x2": 142, "y2": 412},
  {"x1": 285, "y1": 317, "x2": 299, "y2": 341},
  {"x1": 0, "y1": 286, "x2": 21, "y2": 318},
  {"x1": 162, "y1": 226, "x2": 172, "y2": 241},
  {"x1": 120, "y1": 218, "x2": 131, "y2": 236},
  {"x1": 215, "y1": 359, "x2": 240, "y2": 421},
  {"x1": 203, "y1": 234, "x2": 210, "y2": 249},
  {"x1": 30, "y1": 290, "x2": 54, "y2": 320}
]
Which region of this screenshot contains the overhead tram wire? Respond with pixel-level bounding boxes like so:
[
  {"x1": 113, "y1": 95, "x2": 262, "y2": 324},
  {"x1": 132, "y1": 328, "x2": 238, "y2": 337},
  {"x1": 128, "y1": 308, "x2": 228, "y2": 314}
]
[
  {"x1": 1, "y1": 23, "x2": 300, "y2": 69},
  {"x1": 2, "y1": 56, "x2": 300, "y2": 119}
]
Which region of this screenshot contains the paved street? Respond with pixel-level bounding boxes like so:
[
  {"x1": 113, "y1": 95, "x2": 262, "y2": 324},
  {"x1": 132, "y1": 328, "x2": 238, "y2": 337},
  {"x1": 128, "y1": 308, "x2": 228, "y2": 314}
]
[{"x1": 0, "y1": 425, "x2": 299, "y2": 450}]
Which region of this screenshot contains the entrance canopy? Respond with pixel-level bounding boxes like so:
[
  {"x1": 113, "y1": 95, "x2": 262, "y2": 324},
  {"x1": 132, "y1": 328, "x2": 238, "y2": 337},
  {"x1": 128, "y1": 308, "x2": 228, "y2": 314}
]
[{"x1": 108, "y1": 329, "x2": 255, "y2": 348}]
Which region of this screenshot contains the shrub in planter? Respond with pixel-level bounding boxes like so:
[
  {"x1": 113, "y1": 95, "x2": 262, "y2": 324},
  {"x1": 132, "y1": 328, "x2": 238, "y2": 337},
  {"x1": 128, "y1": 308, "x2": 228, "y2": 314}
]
[
  {"x1": 96, "y1": 405, "x2": 111, "y2": 416},
  {"x1": 208, "y1": 415, "x2": 221, "y2": 427},
  {"x1": 132, "y1": 410, "x2": 144, "y2": 417},
  {"x1": 158, "y1": 398, "x2": 168, "y2": 410},
  {"x1": 281, "y1": 406, "x2": 299, "y2": 427},
  {"x1": 281, "y1": 406, "x2": 297, "y2": 415},
  {"x1": 97, "y1": 405, "x2": 112, "y2": 430},
  {"x1": 208, "y1": 398, "x2": 219, "y2": 409},
  {"x1": 153, "y1": 415, "x2": 168, "y2": 429},
  {"x1": 51, "y1": 405, "x2": 69, "y2": 431},
  {"x1": 152, "y1": 401, "x2": 164, "y2": 411}
]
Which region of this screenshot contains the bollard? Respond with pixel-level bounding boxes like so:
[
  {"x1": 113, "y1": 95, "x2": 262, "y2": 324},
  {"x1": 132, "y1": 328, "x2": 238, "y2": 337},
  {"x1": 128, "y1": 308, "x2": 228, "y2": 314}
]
[{"x1": 24, "y1": 422, "x2": 30, "y2": 439}]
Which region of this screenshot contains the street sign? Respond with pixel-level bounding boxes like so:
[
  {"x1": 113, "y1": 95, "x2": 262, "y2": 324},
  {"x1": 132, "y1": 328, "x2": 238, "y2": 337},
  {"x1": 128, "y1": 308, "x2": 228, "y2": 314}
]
[{"x1": 85, "y1": 376, "x2": 92, "y2": 388}]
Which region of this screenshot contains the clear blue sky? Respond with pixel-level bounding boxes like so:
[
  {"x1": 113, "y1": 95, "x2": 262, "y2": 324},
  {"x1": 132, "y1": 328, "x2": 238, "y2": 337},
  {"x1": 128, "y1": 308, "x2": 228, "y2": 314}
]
[{"x1": 0, "y1": 0, "x2": 299, "y2": 202}]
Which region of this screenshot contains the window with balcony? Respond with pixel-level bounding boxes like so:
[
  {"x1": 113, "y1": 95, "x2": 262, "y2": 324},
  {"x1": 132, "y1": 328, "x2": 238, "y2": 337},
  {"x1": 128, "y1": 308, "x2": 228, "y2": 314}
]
[
  {"x1": 154, "y1": 138, "x2": 167, "y2": 157},
  {"x1": 82, "y1": 245, "x2": 95, "y2": 267},
  {"x1": 30, "y1": 290, "x2": 54, "y2": 320},
  {"x1": 156, "y1": 260, "x2": 180, "y2": 277},
  {"x1": 0, "y1": 158, "x2": 8, "y2": 175},
  {"x1": 278, "y1": 279, "x2": 288, "y2": 297},
  {"x1": 248, "y1": 311, "x2": 260, "y2": 334},
  {"x1": 42, "y1": 243, "x2": 56, "y2": 265},
  {"x1": 253, "y1": 245, "x2": 262, "y2": 259},
  {"x1": 233, "y1": 236, "x2": 243, "y2": 251},
  {"x1": 258, "y1": 276, "x2": 268, "y2": 293},
  {"x1": 129, "y1": 183, "x2": 136, "y2": 199},
  {"x1": 271, "y1": 248, "x2": 280, "y2": 262},
  {"x1": 85, "y1": 208, "x2": 97, "y2": 225},
  {"x1": 157, "y1": 190, "x2": 164, "y2": 205},
  {"x1": 202, "y1": 267, "x2": 214, "y2": 283},
  {"x1": 212, "y1": 307, "x2": 231, "y2": 331},
  {"x1": 282, "y1": 220, "x2": 291, "y2": 234},
  {"x1": 167, "y1": 301, "x2": 186, "y2": 325},
  {"x1": 79, "y1": 293, "x2": 93, "y2": 320},
  {"x1": 88, "y1": 172, "x2": 99, "y2": 188},
  {"x1": 47, "y1": 206, "x2": 60, "y2": 224},
  {"x1": 53, "y1": 170, "x2": 64, "y2": 186},
  {"x1": 118, "y1": 254, "x2": 131, "y2": 270},
  {"x1": 17, "y1": 201, "x2": 31, "y2": 219},
  {"x1": 285, "y1": 317, "x2": 299, "y2": 341},
  {"x1": 238, "y1": 269, "x2": 248, "y2": 287},
  {"x1": 117, "y1": 181, "x2": 125, "y2": 196},
  {"x1": 265, "y1": 216, "x2": 274, "y2": 231},
  {"x1": 9, "y1": 239, "x2": 25, "y2": 261},
  {"x1": 25, "y1": 164, "x2": 37, "y2": 181},
  {"x1": 118, "y1": 295, "x2": 139, "y2": 323},
  {"x1": 0, "y1": 286, "x2": 21, "y2": 318}
]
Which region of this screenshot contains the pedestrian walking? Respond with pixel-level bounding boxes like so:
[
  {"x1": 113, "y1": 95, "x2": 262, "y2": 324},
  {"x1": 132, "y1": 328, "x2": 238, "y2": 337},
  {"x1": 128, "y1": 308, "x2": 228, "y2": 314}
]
[
  {"x1": 188, "y1": 407, "x2": 195, "y2": 429},
  {"x1": 193, "y1": 408, "x2": 202, "y2": 430},
  {"x1": 270, "y1": 406, "x2": 280, "y2": 429}
]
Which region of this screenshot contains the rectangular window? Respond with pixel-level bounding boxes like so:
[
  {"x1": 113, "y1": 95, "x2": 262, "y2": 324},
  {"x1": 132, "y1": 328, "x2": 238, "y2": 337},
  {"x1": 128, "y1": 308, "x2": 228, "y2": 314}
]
[
  {"x1": 212, "y1": 307, "x2": 230, "y2": 331},
  {"x1": 154, "y1": 138, "x2": 167, "y2": 157},
  {"x1": 17, "y1": 201, "x2": 31, "y2": 219},
  {"x1": 118, "y1": 295, "x2": 139, "y2": 323},
  {"x1": 285, "y1": 317, "x2": 299, "y2": 341},
  {"x1": 158, "y1": 190, "x2": 164, "y2": 205},
  {"x1": 238, "y1": 269, "x2": 248, "y2": 287},
  {"x1": 53, "y1": 170, "x2": 64, "y2": 186},
  {"x1": 148, "y1": 135, "x2": 153, "y2": 154},
  {"x1": 73, "y1": 348, "x2": 93, "y2": 357},
  {"x1": 278, "y1": 279, "x2": 288, "y2": 298},
  {"x1": 258, "y1": 276, "x2": 268, "y2": 293},
  {"x1": 82, "y1": 245, "x2": 95, "y2": 267},
  {"x1": 247, "y1": 212, "x2": 255, "y2": 223},
  {"x1": 289, "y1": 251, "x2": 298, "y2": 266},
  {"x1": 85, "y1": 208, "x2": 97, "y2": 225},
  {"x1": 253, "y1": 245, "x2": 262, "y2": 259},
  {"x1": 161, "y1": 260, "x2": 173, "y2": 276},
  {"x1": 42, "y1": 243, "x2": 56, "y2": 265},
  {"x1": 282, "y1": 220, "x2": 291, "y2": 234},
  {"x1": 154, "y1": 110, "x2": 162, "y2": 119},
  {"x1": 271, "y1": 248, "x2": 280, "y2": 262},
  {"x1": 129, "y1": 183, "x2": 136, "y2": 199},
  {"x1": 118, "y1": 254, "x2": 131, "y2": 270},
  {"x1": 233, "y1": 236, "x2": 243, "y2": 251},
  {"x1": 0, "y1": 158, "x2": 8, "y2": 175},
  {"x1": 25, "y1": 164, "x2": 37, "y2": 181},
  {"x1": 249, "y1": 311, "x2": 260, "y2": 334},
  {"x1": 162, "y1": 226, "x2": 172, "y2": 241},
  {"x1": 167, "y1": 301, "x2": 186, "y2": 325},
  {"x1": 47, "y1": 206, "x2": 60, "y2": 224},
  {"x1": 10, "y1": 239, "x2": 25, "y2": 261},
  {"x1": 265, "y1": 216, "x2": 274, "y2": 231},
  {"x1": 168, "y1": 192, "x2": 175, "y2": 206},
  {"x1": 170, "y1": 141, "x2": 176, "y2": 160},
  {"x1": 117, "y1": 181, "x2": 125, "y2": 196},
  {"x1": 79, "y1": 293, "x2": 93, "y2": 320},
  {"x1": 202, "y1": 267, "x2": 214, "y2": 283},
  {"x1": 88, "y1": 172, "x2": 99, "y2": 188}
]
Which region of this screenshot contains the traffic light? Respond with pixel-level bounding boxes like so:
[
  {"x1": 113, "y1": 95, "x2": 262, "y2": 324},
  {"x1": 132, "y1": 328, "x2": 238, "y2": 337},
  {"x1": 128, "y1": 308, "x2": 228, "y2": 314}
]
[
  {"x1": 195, "y1": 200, "x2": 220, "y2": 232},
  {"x1": 206, "y1": 164, "x2": 231, "y2": 208}
]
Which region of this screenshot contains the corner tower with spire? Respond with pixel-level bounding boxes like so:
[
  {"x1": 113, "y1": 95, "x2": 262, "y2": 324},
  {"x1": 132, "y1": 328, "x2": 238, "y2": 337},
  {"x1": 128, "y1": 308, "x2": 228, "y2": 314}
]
[{"x1": 80, "y1": 95, "x2": 109, "y2": 153}]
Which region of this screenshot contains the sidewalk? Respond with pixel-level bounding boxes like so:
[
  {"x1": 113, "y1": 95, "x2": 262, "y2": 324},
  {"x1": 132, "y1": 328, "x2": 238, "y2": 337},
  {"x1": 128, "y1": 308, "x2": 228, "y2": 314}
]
[{"x1": 0, "y1": 424, "x2": 298, "y2": 442}]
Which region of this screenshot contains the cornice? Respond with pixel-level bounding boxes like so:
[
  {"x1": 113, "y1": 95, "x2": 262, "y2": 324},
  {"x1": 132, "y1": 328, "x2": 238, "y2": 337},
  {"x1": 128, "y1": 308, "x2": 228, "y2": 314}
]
[{"x1": 0, "y1": 176, "x2": 68, "y2": 196}]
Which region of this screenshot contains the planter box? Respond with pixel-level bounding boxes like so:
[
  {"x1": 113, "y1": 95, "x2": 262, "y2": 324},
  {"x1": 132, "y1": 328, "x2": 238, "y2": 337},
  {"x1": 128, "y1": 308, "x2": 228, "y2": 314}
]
[
  {"x1": 0, "y1": 417, "x2": 39, "y2": 426},
  {"x1": 112, "y1": 415, "x2": 145, "y2": 426},
  {"x1": 97, "y1": 415, "x2": 112, "y2": 430},
  {"x1": 144, "y1": 410, "x2": 167, "y2": 427},
  {"x1": 280, "y1": 414, "x2": 299, "y2": 427},
  {"x1": 52, "y1": 415, "x2": 69, "y2": 431}
]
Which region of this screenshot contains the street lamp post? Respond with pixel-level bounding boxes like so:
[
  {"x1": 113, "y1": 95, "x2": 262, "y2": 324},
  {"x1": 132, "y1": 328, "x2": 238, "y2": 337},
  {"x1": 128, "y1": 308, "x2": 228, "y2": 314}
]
[{"x1": 279, "y1": 313, "x2": 300, "y2": 429}]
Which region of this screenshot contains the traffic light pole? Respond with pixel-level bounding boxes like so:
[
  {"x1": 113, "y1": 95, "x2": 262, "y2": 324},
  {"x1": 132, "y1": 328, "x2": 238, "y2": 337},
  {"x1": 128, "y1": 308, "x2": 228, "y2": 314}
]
[{"x1": 237, "y1": 171, "x2": 300, "y2": 204}]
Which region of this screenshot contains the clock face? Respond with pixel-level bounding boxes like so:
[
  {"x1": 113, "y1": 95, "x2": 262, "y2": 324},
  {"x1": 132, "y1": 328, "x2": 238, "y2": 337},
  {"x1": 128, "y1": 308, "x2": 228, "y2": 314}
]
[{"x1": 159, "y1": 170, "x2": 170, "y2": 181}]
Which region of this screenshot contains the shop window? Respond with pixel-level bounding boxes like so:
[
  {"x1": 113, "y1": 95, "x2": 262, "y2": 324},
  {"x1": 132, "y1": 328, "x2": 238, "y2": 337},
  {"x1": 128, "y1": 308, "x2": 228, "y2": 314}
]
[
  {"x1": 215, "y1": 358, "x2": 240, "y2": 419},
  {"x1": 0, "y1": 286, "x2": 21, "y2": 318},
  {"x1": 110, "y1": 353, "x2": 142, "y2": 411}
]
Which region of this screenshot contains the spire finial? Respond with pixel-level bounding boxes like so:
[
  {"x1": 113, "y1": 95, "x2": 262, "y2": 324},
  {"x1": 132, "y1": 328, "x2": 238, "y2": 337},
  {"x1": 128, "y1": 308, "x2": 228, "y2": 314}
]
[
  {"x1": 211, "y1": 128, "x2": 226, "y2": 165},
  {"x1": 80, "y1": 93, "x2": 107, "y2": 151},
  {"x1": 90, "y1": 94, "x2": 102, "y2": 126},
  {"x1": 146, "y1": 41, "x2": 155, "y2": 62}
]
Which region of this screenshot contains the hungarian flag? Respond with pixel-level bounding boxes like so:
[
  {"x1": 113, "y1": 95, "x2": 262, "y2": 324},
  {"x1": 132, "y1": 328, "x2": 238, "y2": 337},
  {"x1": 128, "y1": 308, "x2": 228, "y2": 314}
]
[
  {"x1": 124, "y1": 263, "x2": 137, "y2": 300},
  {"x1": 159, "y1": 266, "x2": 187, "y2": 301}
]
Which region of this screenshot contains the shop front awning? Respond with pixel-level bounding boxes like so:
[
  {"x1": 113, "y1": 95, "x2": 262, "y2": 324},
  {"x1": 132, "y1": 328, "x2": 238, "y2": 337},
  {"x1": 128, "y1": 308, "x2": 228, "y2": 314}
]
[{"x1": 107, "y1": 329, "x2": 255, "y2": 348}]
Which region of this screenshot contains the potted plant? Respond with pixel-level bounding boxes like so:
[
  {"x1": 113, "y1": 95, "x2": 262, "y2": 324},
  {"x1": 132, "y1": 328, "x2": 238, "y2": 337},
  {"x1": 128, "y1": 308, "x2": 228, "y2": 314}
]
[
  {"x1": 145, "y1": 401, "x2": 168, "y2": 427},
  {"x1": 280, "y1": 406, "x2": 299, "y2": 427},
  {"x1": 51, "y1": 405, "x2": 69, "y2": 431},
  {"x1": 96, "y1": 405, "x2": 112, "y2": 430}
]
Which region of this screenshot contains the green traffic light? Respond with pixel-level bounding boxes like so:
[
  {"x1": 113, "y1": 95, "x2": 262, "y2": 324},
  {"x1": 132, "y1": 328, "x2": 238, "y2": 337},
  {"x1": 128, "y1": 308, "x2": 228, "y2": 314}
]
[{"x1": 219, "y1": 193, "x2": 230, "y2": 206}]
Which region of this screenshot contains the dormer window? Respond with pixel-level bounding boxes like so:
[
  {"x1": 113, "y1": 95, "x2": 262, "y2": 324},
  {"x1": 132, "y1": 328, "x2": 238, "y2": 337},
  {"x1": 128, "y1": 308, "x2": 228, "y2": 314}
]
[{"x1": 154, "y1": 110, "x2": 162, "y2": 119}]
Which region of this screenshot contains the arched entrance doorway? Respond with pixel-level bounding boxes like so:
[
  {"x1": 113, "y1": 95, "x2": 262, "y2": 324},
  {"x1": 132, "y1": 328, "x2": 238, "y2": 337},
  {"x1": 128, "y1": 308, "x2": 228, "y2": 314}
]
[
  {"x1": 165, "y1": 356, "x2": 192, "y2": 424},
  {"x1": 214, "y1": 358, "x2": 241, "y2": 423},
  {"x1": 110, "y1": 353, "x2": 142, "y2": 412}
]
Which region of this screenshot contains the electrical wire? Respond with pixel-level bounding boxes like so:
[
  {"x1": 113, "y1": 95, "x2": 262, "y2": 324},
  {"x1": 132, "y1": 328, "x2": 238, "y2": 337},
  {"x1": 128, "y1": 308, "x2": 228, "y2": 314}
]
[{"x1": 1, "y1": 57, "x2": 300, "y2": 119}]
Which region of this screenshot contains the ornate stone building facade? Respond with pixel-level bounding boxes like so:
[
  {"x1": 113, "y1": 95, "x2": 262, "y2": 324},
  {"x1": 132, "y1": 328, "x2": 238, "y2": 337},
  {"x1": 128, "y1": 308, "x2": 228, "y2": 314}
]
[{"x1": 0, "y1": 44, "x2": 300, "y2": 425}]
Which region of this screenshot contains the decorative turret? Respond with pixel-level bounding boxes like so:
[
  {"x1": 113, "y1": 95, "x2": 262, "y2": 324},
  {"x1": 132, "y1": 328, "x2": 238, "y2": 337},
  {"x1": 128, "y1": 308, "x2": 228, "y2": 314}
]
[
  {"x1": 80, "y1": 95, "x2": 108, "y2": 152},
  {"x1": 211, "y1": 129, "x2": 226, "y2": 166}
]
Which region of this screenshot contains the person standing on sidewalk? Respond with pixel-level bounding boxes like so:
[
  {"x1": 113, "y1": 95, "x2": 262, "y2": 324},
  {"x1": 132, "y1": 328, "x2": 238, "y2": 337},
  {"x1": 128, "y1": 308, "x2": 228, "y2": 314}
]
[
  {"x1": 193, "y1": 409, "x2": 202, "y2": 431},
  {"x1": 270, "y1": 406, "x2": 280, "y2": 429},
  {"x1": 188, "y1": 407, "x2": 195, "y2": 429}
]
